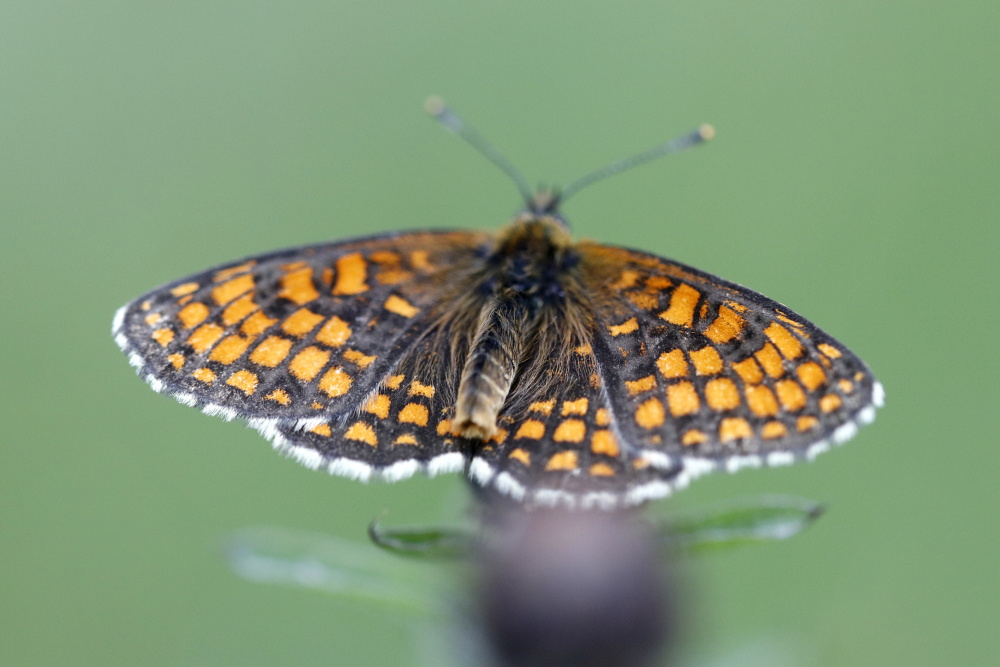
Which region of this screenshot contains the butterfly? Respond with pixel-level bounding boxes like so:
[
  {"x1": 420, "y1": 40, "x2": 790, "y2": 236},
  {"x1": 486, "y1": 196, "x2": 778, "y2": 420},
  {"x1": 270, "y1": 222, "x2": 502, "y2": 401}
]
[{"x1": 113, "y1": 99, "x2": 882, "y2": 509}]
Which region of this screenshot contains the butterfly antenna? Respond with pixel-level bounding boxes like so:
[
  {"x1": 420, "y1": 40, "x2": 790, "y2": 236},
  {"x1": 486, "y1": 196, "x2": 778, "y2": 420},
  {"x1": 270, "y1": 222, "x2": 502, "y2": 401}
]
[
  {"x1": 560, "y1": 124, "x2": 715, "y2": 203},
  {"x1": 425, "y1": 96, "x2": 533, "y2": 205}
]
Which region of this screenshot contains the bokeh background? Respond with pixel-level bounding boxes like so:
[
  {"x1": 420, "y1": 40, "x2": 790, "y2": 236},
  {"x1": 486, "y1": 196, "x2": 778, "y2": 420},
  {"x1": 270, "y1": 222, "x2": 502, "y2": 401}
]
[{"x1": 2, "y1": 2, "x2": 997, "y2": 665}]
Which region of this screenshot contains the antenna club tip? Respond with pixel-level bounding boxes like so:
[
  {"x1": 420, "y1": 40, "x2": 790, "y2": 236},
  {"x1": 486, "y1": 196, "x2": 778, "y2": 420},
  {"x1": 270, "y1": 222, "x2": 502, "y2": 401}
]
[
  {"x1": 424, "y1": 96, "x2": 447, "y2": 117},
  {"x1": 698, "y1": 124, "x2": 716, "y2": 142}
]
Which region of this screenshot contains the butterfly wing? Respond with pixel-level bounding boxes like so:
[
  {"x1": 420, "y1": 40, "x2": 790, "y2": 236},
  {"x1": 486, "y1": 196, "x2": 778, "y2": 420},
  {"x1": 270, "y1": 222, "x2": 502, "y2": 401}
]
[
  {"x1": 577, "y1": 242, "x2": 883, "y2": 491},
  {"x1": 113, "y1": 229, "x2": 490, "y2": 435}
]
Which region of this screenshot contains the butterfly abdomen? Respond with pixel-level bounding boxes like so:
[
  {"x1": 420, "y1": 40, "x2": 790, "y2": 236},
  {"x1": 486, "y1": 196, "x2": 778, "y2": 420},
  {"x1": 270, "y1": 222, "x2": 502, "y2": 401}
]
[{"x1": 454, "y1": 292, "x2": 532, "y2": 439}]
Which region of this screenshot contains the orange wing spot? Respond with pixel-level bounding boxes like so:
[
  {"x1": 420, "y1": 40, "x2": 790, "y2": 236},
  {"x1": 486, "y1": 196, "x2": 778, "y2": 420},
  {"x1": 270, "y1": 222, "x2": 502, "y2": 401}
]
[
  {"x1": 595, "y1": 408, "x2": 611, "y2": 426},
  {"x1": 626, "y1": 291, "x2": 659, "y2": 309},
  {"x1": 376, "y1": 269, "x2": 413, "y2": 285},
  {"x1": 241, "y1": 310, "x2": 277, "y2": 337},
  {"x1": 745, "y1": 384, "x2": 779, "y2": 417},
  {"x1": 398, "y1": 403, "x2": 429, "y2": 427},
  {"x1": 363, "y1": 394, "x2": 390, "y2": 419},
  {"x1": 797, "y1": 361, "x2": 827, "y2": 390},
  {"x1": 797, "y1": 415, "x2": 819, "y2": 432},
  {"x1": 187, "y1": 323, "x2": 225, "y2": 353},
  {"x1": 659, "y1": 284, "x2": 700, "y2": 327},
  {"x1": 819, "y1": 343, "x2": 842, "y2": 359},
  {"x1": 591, "y1": 429, "x2": 619, "y2": 456},
  {"x1": 369, "y1": 251, "x2": 397, "y2": 263},
  {"x1": 408, "y1": 380, "x2": 435, "y2": 398},
  {"x1": 289, "y1": 346, "x2": 331, "y2": 382},
  {"x1": 213, "y1": 261, "x2": 255, "y2": 282},
  {"x1": 777, "y1": 313, "x2": 806, "y2": 331},
  {"x1": 393, "y1": 434, "x2": 419, "y2": 446},
  {"x1": 212, "y1": 274, "x2": 254, "y2": 306},
  {"x1": 838, "y1": 379, "x2": 854, "y2": 393},
  {"x1": 311, "y1": 423, "x2": 332, "y2": 437},
  {"x1": 610, "y1": 270, "x2": 640, "y2": 290},
  {"x1": 705, "y1": 378, "x2": 741, "y2": 411},
  {"x1": 221, "y1": 294, "x2": 258, "y2": 326},
  {"x1": 386, "y1": 374, "x2": 405, "y2": 390},
  {"x1": 704, "y1": 305, "x2": 746, "y2": 344},
  {"x1": 561, "y1": 398, "x2": 589, "y2": 416},
  {"x1": 682, "y1": 429, "x2": 707, "y2": 446},
  {"x1": 608, "y1": 317, "x2": 639, "y2": 336},
  {"x1": 384, "y1": 294, "x2": 419, "y2": 318},
  {"x1": 314, "y1": 316, "x2": 351, "y2": 347},
  {"x1": 725, "y1": 301, "x2": 748, "y2": 313},
  {"x1": 320, "y1": 267, "x2": 333, "y2": 286},
  {"x1": 410, "y1": 250, "x2": 432, "y2": 270},
  {"x1": 344, "y1": 421, "x2": 377, "y2": 446},
  {"x1": 488, "y1": 428, "x2": 509, "y2": 444},
  {"x1": 144, "y1": 313, "x2": 162, "y2": 326},
  {"x1": 732, "y1": 357, "x2": 763, "y2": 384},
  {"x1": 529, "y1": 399, "x2": 555, "y2": 415},
  {"x1": 553, "y1": 419, "x2": 586, "y2": 443},
  {"x1": 574, "y1": 343, "x2": 593, "y2": 356},
  {"x1": 192, "y1": 367, "x2": 216, "y2": 384},
  {"x1": 319, "y1": 366, "x2": 352, "y2": 397},
  {"x1": 282, "y1": 308, "x2": 324, "y2": 337},
  {"x1": 141, "y1": 300, "x2": 152, "y2": 310},
  {"x1": 210, "y1": 335, "x2": 251, "y2": 364},
  {"x1": 764, "y1": 322, "x2": 804, "y2": 360},
  {"x1": 625, "y1": 375, "x2": 657, "y2": 396},
  {"x1": 226, "y1": 369, "x2": 259, "y2": 395},
  {"x1": 167, "y1": 353, "x2": 185, "y2": 369},
  {"x1": 667, "y1": 381, "x2": 700, "y2": 417},
  {"x1": 509, "y1": 448, "x2": 531, "y2": 465},
  {"x1": 754, "y1": 343, "x2": 785, "y2": 379},
  {"x1": 170, "y1": 282, "x2": 199, "y2": 297},
  {"x1": 720, "y1": 417, "x2": 752, "y2": 442},
  {"x1": 437, "y1": 419, "x2": 455, "y2": 436},
  {"x1": 645, "y1": 275, "x2": 672, "y2": 290},
  {"x1": 311, "y1": 402, "x2": 324, "y2": 410},
  {"x1": 515, "y1": 419, "x2": 546, "y2": 440},
  {"x1": 278, "y1": 266, "x2": 319, "y2": 305},
  {"x1": 689, "y1": 346, "x2": 724, "y2": 375},
  {"x1": 250, "y1": 336, "x2": 293, "y2": 368},
  {"x1": 332, "y1": 253, "x2": 369, "y2": 295},
  {"x1": 762, "y1": 421, "x2": 788, "y2": 439},
  {"x1": 635, "y1": 397, "x2": 666, "y2": 429},
  {"x1": 656, "y1": 349, "x2": 688, "y2": 379},
  {"x1": 545, "y1": 450, "x2": 579, "y2": 472},
  {"x1": 177, "y1": 302, "x2": 209, "y2": 329},
  {"x1": 775, "y1": 379, "x2": 807, "y2": 411},
  {"x1": 820, "y1": 394, "x2": 843, "y2": 413},
  {"x1": 633, "y1": 458, "x2": 651, "y2": 470},
  {"x1": 343, "y1": 349, "x2": 377, "y2": 368},
  {"x1": 589, "y1": 463, "x2": 615, "y2": 477},
  {"x1": 151, "y1": 328, "x2": 175, "y2": 347},
  {"x1": 699, "y1": 303, "x2": 709, "y2": 320},
  {"x1": 265, "y1": 389, "x2": 290, "y2": 405}
]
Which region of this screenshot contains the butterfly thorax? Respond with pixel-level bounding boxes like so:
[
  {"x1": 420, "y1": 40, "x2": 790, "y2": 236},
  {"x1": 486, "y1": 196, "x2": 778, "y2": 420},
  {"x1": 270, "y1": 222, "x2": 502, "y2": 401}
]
[{"x1": 453, "y1": 213, "x2": 583, "y2": 440}]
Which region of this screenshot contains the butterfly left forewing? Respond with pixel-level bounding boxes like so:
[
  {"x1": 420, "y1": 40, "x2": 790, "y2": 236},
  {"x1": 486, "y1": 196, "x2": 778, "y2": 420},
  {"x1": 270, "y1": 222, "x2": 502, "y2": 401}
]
[{"x1": 113, "y1": 230, "x2": 490, "y2": 424}]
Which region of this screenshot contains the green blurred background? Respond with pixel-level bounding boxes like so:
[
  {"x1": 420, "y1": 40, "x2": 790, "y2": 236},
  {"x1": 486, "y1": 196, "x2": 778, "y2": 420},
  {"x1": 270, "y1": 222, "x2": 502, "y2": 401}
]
[{"x1": 2, "y1": 2, "x2": 997, "y2": 665}]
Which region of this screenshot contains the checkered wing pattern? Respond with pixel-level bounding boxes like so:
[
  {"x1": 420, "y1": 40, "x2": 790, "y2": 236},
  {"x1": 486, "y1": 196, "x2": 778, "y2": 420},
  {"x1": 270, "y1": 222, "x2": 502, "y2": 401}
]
[
  {"x1": 113, "y1": 230, "x2": 490, "y2": 437},
  {"x1": 579, "y1": 243, "x2": 882, "y2": 482}
]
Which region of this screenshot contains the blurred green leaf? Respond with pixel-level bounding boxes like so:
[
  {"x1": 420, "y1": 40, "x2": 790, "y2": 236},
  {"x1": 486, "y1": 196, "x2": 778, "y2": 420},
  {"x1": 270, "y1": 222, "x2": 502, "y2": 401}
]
[
  {"x1": 367, "y1": 519, "x2": 475, "y2": 560},
  {"x1": 224, "y1": 526, "x2": 453, "y2": 612},
  {"x1": 660, "y1": 495, "x2": 825, "y2": 554}
]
